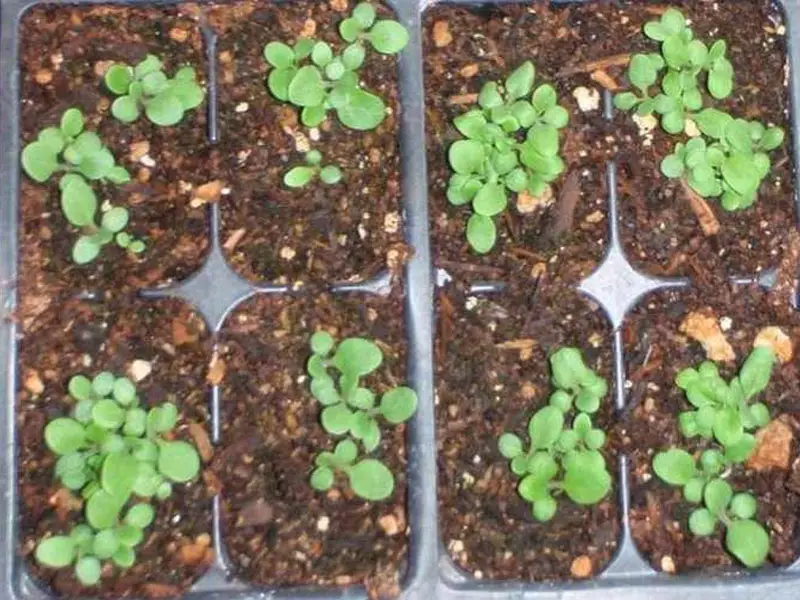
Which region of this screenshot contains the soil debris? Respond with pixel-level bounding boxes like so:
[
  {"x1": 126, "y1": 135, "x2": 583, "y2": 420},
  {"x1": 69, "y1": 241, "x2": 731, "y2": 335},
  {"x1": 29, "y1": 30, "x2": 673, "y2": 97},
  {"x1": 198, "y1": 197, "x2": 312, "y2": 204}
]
[
  {"x1": 433, "y1": 20, "x2": 453, "y2": 47},
  {"x1": 679, "y1": 179, "x2": 720, "y2": 237},
  {"x1": 590, "y1": 69, "x2": 619, "y2": 91},
  {"x1": 206, "y1": 352, "x2": 226, "y2": 385},
  {"x1": 545, "y1": 171, "x2": 581, "y2": 242},
  {"x1": 753, "y1": 326, "x2": 793, "y2": 363},
  {"x1": 557, "y1": 53, "x2": 631, "y2": 77},
  {"x1": 188, "y1": 422, "x2": 214, "y2": 462},
  {"x1": 570, "y1": 555, "x2": 592, "y2": 578},
  {"x1": 679, "y1": 310, "x2": 735, "y2": 362},
  {"x1": 746, "y1": 416, "x2": 794, "y2": 471},
  {"x1": 516, "y1": 186, "x2": 553, "y2": 214},
  {"x1": 237, "y1": 497, "x2": 274, "y2": 528}
]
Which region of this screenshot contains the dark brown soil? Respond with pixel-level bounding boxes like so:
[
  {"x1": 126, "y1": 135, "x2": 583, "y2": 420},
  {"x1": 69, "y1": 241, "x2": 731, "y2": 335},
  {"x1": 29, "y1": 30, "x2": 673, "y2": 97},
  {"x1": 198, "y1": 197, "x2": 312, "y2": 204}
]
[
  {"x1": 214, "y1": 289, "x2": 408, "y2": 597},
  {"x1": 622, "y1": 283, "x2": 800, "y2": 572},
  {"x1": 17, "y1": 297, "x2": 214, "y2": 597},
  {"x1": 424, "y1": 3, "x2": 618, "y2": 285},
  {"x1": 207, "y1": 1, "x2": 403, "y2": 285},
  {"x1": 606, "y1": 1, "x2": 795, "y2": 278},
  {"x1": 19, "y1": 6, "x2": 211, "y2": 299},
  {"x1": 435, "y1": 280, "x2": 619, "y2": 580}
]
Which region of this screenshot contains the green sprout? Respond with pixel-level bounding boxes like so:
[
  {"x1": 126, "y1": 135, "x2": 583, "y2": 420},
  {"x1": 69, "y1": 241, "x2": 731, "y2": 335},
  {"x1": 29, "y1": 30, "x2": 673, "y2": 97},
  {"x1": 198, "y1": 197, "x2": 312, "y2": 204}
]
[
  {"x1": 653, "y1": 448, "x2": 770, "y2": 567},
  {"x1": 34, "y1": 371, "x2": 202, "y2": 585},
  {"x1": 660, "y1": 112, "x2": 785, "y2": 210},
  {"x1": 104, "y1": 55, "x2": 205, "y2": 126},
  {"x1": 20, "y1": 108, "x2": 143, "y2": 264},
  {"x1": 306, "y1": 331, "x2": 418, "y2": 501},
  {"x1": 675, "y1": 347, "x2": 776, "y2": 453},
  {"x1": 446, "y1": 61, "x2": 569, "y2": 254},
  {"x1": 264, "y1": 2, "x2": 408, "y2": 131},
  {"x1": 283, "y1": 149, "x2": 343, "y2": 188},
  {"x1": 614, "y1": 9, "x2": 734, "y2": 134},
  {"x1": 498, "y1": 347, "x2": 611, "y2": 521}
]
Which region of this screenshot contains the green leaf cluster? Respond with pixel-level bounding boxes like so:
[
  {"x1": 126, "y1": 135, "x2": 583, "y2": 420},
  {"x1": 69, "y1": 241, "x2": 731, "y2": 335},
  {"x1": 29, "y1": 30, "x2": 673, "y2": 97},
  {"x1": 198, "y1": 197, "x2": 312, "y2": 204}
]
[
  {"x1": 614, "y1": 9, "x2": 733, "y2": 133},
  {"x1": 264, "y1": 2, "x2": 408, "y2": 131},
  {"x1": 675, "y1": 347, "x2": 775, "y2": 452},
  {"x1": 284, "y1": 149, "x2": 343, "y2": 188},
  {"x1": 614, "y1": 8, "x2": 785, "y2": 212},
  {"x1": 20, "y1": 107, "x2": 143, "y2": 263},
  {"x1": 446, "y1": 61, "x2": 568, "y2": 254},
  {"x1": 660, "y1": 112, "x2": 785, "y2": 210},
  {"x1": 498, "y1": 347, "x2": 611, "y2": 521},
  {"x1": 306, "y1": 331, "x2": 417, "y2": 501},
  {"x1": 104, "y1": 55, "x2": 205, "y2": 126},
  {"x1": 653, "y1": 448, "x2": 769, "y2": 567},
  {"x1": 35, "y1": 371, "x2": 202, "y2": 585}
]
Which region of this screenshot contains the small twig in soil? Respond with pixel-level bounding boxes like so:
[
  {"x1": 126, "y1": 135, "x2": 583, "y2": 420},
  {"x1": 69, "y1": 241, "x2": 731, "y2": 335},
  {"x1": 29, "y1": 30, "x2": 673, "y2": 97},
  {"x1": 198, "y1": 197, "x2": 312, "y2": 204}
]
[
  {"x1": 590, "y1": 69, "x2": 620, "y2": 91},
  {"x1": 544, "y1": 170, "x2": 581, "y2": 242},
  {"x1": 508, "y1": 247, "x2": 546, "y2": 262},
  {"x1": 437, "y1": 290, "x2": 455, "y2": 362},
  {"x1": 556, "y1": 53, "x2": 631, "y2": 77},
  {"x1": 679, "y1": 178, "x2": 720, "y2": 237},
  {"x1": 436, "y1": 260, "x2": 506, "y2": 277},
  {"x1": 495, "y1": 338, "x2": 536, "y2": 350},
  {"x1": 503, "y1": 208, "x2": 521, "y2": 242},
  {"x1": 448, "y1": 93, "x2": 479, "y2": 105}
]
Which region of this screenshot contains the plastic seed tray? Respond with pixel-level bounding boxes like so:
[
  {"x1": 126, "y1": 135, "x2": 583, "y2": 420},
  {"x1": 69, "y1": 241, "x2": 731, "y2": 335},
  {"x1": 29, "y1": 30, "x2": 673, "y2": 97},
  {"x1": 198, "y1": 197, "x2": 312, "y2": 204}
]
[{"x1": 2, "y1": 0, "x2": 800, "y2": 599}]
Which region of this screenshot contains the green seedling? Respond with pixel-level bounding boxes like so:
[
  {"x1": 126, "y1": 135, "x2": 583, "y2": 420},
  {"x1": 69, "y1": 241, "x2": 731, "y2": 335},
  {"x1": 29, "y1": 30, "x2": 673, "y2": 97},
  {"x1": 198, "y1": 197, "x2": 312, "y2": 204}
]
[
  {"x1": 306, "y1": 331, "x2": 418, "y2": 501},
  {"x1": 660, "y1": 112, "x2": 785, "y2": 210},
  {"x1": 284, "y1": 149, "x2": 343, "y2": 188},
  {"x1": 653, "y1": 448, "x2": 770, "y2": 567},
  {"x1": 614, "y1": 9, "x2": 734, "y2": 134},
  {"x1": 309, "y1": 439, "x2": 394, "y2": 501},
  {"x1": 35, "y1": 371, "x2": 202, "y2": 585},
  {"x1": 498, "y1": 347, "x2": 611, "y2": 521},
  {"x1": 447, "y1": 61, "x2": 569, "y2": 254},
  {"x1": 264, "y1": 2, "x2": 408, "y2": 131},
  {"x1": 22, "y1": 108, "x2": 129, "y2": 185},
  {"x1": 104, "y1": 55, "x2": 205, "y2": 126},
  {"x1": 20, "y1": 108, "x2": 143, "y2": 263},
  {"x1": 675, "y1": 347, "x2": 776, "y2": 452}
]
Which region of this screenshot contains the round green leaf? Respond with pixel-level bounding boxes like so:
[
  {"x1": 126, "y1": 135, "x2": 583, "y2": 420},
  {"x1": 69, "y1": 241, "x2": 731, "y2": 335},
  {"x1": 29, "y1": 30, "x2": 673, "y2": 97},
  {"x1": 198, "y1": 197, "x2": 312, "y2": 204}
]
[
  {"x1": 311, "y1": 41, "x2": 333, "y2": 67},
  {"x1": 320, "y1": 165, "x2": 343, "y2": 185},
  {"x1": 22, "y1": 141, "x2": 59, "y2": 183},
  {"x1": 93, "y1": 528, "x2": 120, "y2": 559},
  {"x1": 713, "y1": 406, "x2": 744, "y2": 447},
  {"x1": 145, "y1": 92, "x2": 185, "y2": 126},
  {"x1": 35, "y1": 536, "x2": 76, "y2": 568},
  {"x1": 268, "y1": 67, "x2": 298, "y2": 101},
  {"x1": 688, "y1": 508, "x2": 717, "y2": 536},
  {"x1": 284, "y1": 166, "x2": 315, "y2": 188},
  {"x1": 87, "y1": 490, "x2": 125, "y2": 529},
  {"x1": 61, "y1": 177, "x2": 98, "y2": 227},
  {"x1": 288, "y1": 65, "x2": 326, "y2": 107},
  {"x1": 168, "y1": 79, "x2": 205, "y2": 111},
  {"x1": 68, "y1": 375, "x2": 93, "y2": 401},
  {"x1": 730, "y1": 493, "x2": 758, "y2": 520},
  {"x1": 532, "y1": 496, "x2": 557, "y2": 521},
  {"x1": 332, "y1": 338, "x2": 383, "y2": 376},
  {"x1": 557, "y1": 429, "x2": 579, "y2": 451},
  {"x1": 368, "y1": 20, "x2": 409, "y2": 54},
  {"x1": 761, "y1": 127, "x2": 785, "y2": 151},
  {"x1": 115, "y1": 524, "x2": 143, "y2": 548},
  {"x1": 506, "y1": 61, "x2": 535, "y2": 101},
  {"x1": 90, "y1": 372, "x2": 114, "y2": 397},
  {"x1": 113, "y1": 546, "x2": 136, "y2": 568},
  {"x1": 111, "y1": 95, "x2": 142, "y2": 123},
  {"x1": 339, "y1": 17, "x2": 363, "y2": 43},
  {"x1": 660, "y1": 154, "x2": 685, "y2": 178},
  {"x1": 584, "y1": 429, "x2": 606, "y2": 450},
  {"x1": 101, "y1": 451, "x2": 138, "y2": 500},
  {"x1": 105, "y1": 64, "x2": 133, "y2": 95},
  {"x1": 348, "y1": 459, "x2": 394, "y2": 501},
  {"x1": 542, "y1": 105, "x2": 568, "y2": 128},
  {"x1": 336, "y1": 89, "x2": 386, "y2": 130},
  {"x1": 310, "y1": 466, "x2": 334, "y2": 490},
  {"x1": 311, "y1": 331, "x2": 335, "y2": 355},
  {"x1": 141, "y1": 71, "x2": 168, "y2": 96},
  {"x1": 125, "y1": 503, "x2": 155, "y2": 529},
  {"x1": 498, "y1": 433, "x2": 523, "y2": 459},
  {"x1": 148, "y1": 402, "x2": 178, "y2": 434},
  {"x1": 473, "y1": 182, "x2": 507, "y2": 217},
  {"x1": 652, "y1": 448, "x2": 695, "y2": 486},
  {"x1": 528, "y1": 405, "x2": 564, "y2": 449},
  {"x1": 628, "y1": 54, "x2": 658, "y2": 91},
  {"x1": 93, "y1": 399, "x2": 125, "y2": 429},
  {"x1": 549, "y1": 390, "x2": 572, "y2": 413},
  {"x1": 726, "y1": 519, "x2": 770, "y2": 568},
  {"x1": 342, "y1": 43, "x2": 366, "y2": 70},
  {"x1": 466, "y1": 213, "x2": 496, "y2": 254},
  {"x1": 449, "y1": 139, "x2": 485, "y2": 175},
  {"x1": 101, "y1": 207, "x2": 129, "y2": 233},
  {"x1": 75, "y1": 556, "x2": 102, "y2": 586},
  {"x1": 353, "y1": 2, "x2": 376, "y2": 27},
  {"x1": 321, "y1": 403, "x2": 355, "y2": 435},
  {"x1": 379, "y1": 386, "x2": 418, "y2": 424},
  {"x1": 264, "y1": 42, "x2": 295, "y2": 68},
  {"x1": 684, "y1": 477, "x2": 705, "y2": 503},
  {"x1": 704, "y1": 478, "x2": 733, "y2": 516},
  {"x1": 614, "y1": 92, "x2": 639, "y2": 111},
  {"x1": 45, "y1": 418, "x2": 86, "y2": 455},
  {"x1": 661, "y1": 110, "x2": 684, "y2": 134},
  {"x1": 708, "y1": 63, "x2": 733, "y2": 100},
  {"x1": 562, "y1": 453, "x2": 611, "y2": 504},
  {"x1": 158, "y1": 440, "x2": 201, "y2": 483},
  {"x1": 60, "y1": 108, "x2": 84, "y2": 138}
]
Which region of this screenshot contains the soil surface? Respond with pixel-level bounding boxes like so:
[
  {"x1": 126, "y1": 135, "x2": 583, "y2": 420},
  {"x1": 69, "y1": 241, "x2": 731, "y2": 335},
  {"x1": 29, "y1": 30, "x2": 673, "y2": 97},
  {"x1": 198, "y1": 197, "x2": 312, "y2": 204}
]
[
  {"x1": 622, "y1": 282, "x2": 800, "y2": 572},
  {"x1": 207, "y1": 0, "x2": 403, "y2": 285},
  {"x1": 17, "y1": 297, "x2": 214, "y2": 597},
  {"x1": 214, "y1": 289, "x2": 408, "y2": 596},
  {"x1": 606, "y1": 1, "x2": 794, "y2": 279},
  {"x1": 19, "y1": 6, "x2": 211, "y2": 300},
  {"x1": 424, "y1": 3, "x2": 618, "y2": 286},
  {"x1": 435, "y1": 280, "x2": 619, "y2": 580}
]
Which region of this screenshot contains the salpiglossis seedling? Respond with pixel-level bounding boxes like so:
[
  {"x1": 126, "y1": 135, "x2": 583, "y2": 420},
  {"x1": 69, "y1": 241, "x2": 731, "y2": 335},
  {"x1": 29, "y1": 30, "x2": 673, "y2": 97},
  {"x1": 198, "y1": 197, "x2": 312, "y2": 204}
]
[
  {"x1": 498, "y1": 347, "x2": 611, "y2": 521},
  {"x1": 104, "y1": 55, "x2": 205, "y2": 127},
  {"x1": 35, "y1": 370, "x2": 202, "y2": 585},
  {"x1": 306, "y1": 331, "x2": 418, "y2": 501},
  {"x1": 20, "y1": 108, "x2": 144, "y2": 263},
  {"x1": 264, "y1": 2, "x2": 408, "y2": 131},
  {"x1": 653, "y1": 448, "x2": 770, "y2": 567},
  {"x1": 447, "y1": 61, "x2": 569, "y2": 254},
  {"x1": 675, "y1": 346, "x2": 775, "y2": 453},
  {"x1": 614, "y1": 9, "x2": 733, "y2": 134},
  {"x1": 284, "y1": 149, "x2": 343, "y2": 188}
]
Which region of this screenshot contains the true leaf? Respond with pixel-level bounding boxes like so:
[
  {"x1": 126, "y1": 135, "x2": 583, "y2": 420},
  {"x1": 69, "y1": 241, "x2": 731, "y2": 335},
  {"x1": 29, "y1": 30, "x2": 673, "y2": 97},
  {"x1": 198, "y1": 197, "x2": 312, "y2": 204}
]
[
  {"x1": 45, "y1": 418, "x2": 86, "y2": 455},
  {"x1": 336, "y1": 89, "x2": 386, "y2": 130},
  {"x1": 653, "y1": 448, "x2": 695, "y2": 485},
  {"x1": 466, "y1": 214, "x2": 496, "y2": 254},
  {"x1": 528, "y1": 405, "x2": 564, "y2": 449},
  {"x1": 145, "y1": 92, "x2": 185, "y2": 126},
  {"x1": 368, "y1": 20, "x2": 409, "y2": 55},
  {"x1": 498, "y1": 433, "x2": 523, "y2": 459},
  {"x1": 264, "y1": 42, "x2": 295, "y2": 68},
  {"x1": 348, "y1": 459, "x2": 394, "y2": 501},
  {"x1": 562, "y1": 452, "x2": 611, "y2": 504},
  {"x1": 158, "y1": 440, "x2": 201, "y2": 483},
  {"x1": 505, "y1": 61, "x2": 535, "y2": 101},
  {"x1": 725, "y1": 520, "x2": 770, "y2": 568},
  {"x1": 739, "y1": 347, "x2": 775, "y2": 399}
]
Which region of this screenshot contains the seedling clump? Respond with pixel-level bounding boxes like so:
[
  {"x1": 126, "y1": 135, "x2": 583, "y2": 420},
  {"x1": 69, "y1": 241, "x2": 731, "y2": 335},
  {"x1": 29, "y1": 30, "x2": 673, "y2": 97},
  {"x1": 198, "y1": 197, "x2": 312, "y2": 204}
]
[
  {"x1": 264, "y1": 2, "x2": 408, "y2": 131},
  {"x1": 21, "y1": 108, "x2": 144, "y2": 263},
  {"x1": 35, "y1": 371, "x2": 202, "y2": 585},
  {"x1": 447, "y1": 61, "x2": 569, "y2": 254},
  {"x1": 284, "y1": 150, "x2": 343, "y2": 188},
  {"x1": 614, "y1": 8, "x2": 784, "y2": 211},
  {"x1": 104, "y1": 55, "x2": 205, "y2": 126},
  {"x1": 498, "y1": 347, "x2": 611, "y2": 521},
  {"x1": 306, "y1": 331, "x2": 418, "y2": 501},
  {"x1": 652, "y1": 346, "x2": 777, "y2": 567}
]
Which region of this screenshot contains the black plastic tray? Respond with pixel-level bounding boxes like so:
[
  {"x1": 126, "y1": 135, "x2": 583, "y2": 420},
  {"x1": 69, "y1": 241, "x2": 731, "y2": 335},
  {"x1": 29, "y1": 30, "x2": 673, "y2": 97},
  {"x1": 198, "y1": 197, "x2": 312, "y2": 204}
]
[{"x1": 1, "y1": 0, "x2": 800, "y2": 599}]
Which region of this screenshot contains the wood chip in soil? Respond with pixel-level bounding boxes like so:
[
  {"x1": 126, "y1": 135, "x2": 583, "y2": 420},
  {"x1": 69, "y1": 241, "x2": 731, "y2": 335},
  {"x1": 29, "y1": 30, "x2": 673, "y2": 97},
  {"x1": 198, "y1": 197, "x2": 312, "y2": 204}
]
[
  {"x1": 207, "y1": 0, "x2": 403, "y2": 285},
  {"x1": 622, "y1": 284, "x2": 800, "y2": 572},
  {"x1": 17, "y1": 297, "x2": 213, "y2": 597},
  {"x1": 214, "y1": 289, "x2": 408, "y2": 597},
  {"x1": 436, "y1": 279, "x2": 619, "y2": 581}
]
